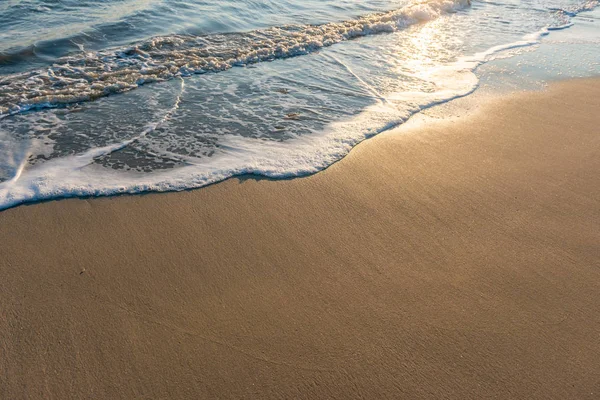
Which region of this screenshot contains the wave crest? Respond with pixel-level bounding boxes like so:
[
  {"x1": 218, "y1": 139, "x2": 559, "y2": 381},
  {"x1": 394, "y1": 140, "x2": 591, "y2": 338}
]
[{"x1": 0, "y1": 0, "x2": 471, "y2": 116}]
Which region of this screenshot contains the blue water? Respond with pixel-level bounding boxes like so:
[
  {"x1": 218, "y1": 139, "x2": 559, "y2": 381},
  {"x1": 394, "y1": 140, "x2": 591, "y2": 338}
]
[
  {"x1": 0, "y1": 0, "x2": 598, "y2": 210},
  {"x1": 0, "y1": 0, "x2": 415, "y2": 72}
]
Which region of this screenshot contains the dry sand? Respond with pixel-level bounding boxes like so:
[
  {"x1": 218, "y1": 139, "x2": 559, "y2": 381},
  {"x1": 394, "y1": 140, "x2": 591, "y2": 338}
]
[{"x1": 1, "y1": 79, "x2": 599, "y2": 399}]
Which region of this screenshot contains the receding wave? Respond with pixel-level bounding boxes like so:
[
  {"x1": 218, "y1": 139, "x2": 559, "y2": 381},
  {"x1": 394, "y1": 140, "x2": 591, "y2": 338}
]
[{"x1": 0, "y1": 0, "x2": 471, "y2": 116}]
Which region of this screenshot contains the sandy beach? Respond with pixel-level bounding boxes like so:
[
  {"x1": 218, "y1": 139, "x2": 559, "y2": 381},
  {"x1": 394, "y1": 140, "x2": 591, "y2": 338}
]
[{"x1": 1, "y1": 79, "x2": 599, "y2": 399}]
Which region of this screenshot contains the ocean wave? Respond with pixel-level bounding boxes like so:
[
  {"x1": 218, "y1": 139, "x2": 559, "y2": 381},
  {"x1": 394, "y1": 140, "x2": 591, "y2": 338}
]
[
  {"x1": 0, "y1": 23, "x2": 575, "y2": 211},
  {"x1": 0, "y1": 0, "x2": 472, "y2": 117}
]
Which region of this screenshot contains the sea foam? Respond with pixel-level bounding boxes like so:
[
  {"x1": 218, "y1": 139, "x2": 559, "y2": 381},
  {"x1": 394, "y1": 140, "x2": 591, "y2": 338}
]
[
  {"x1": 0, "y1": 0, "x2": 597, "y2": 211},
  {"x1": 0, "y1": 0, "x2": 471, "y2": 116},
  {"x1": 0, "y1": 27, "x2": 574, "y2": 211}
]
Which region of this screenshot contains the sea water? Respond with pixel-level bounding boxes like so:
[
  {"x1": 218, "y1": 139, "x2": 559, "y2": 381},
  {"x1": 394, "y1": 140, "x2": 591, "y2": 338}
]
[{"x1": 0, "y1": 0, "x2": 598, "y2": 210}]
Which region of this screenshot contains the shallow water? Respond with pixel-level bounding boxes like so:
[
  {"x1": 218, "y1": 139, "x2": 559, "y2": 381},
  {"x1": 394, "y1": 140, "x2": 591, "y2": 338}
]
[{"x1": 0, "y1": 0, "x2": 598, "y2": 210}]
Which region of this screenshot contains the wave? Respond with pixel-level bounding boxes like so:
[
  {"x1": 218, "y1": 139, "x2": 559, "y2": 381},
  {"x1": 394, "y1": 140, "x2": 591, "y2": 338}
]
[
  {"x1": 550, "y1": 0, "x2": 599, "y2": 16},
  {"x1": 0, "y1": 0, "x2": 472, "y2": 117},
  {"x1": 0, "y1": 23, "x2": 577, "y2": 212}
]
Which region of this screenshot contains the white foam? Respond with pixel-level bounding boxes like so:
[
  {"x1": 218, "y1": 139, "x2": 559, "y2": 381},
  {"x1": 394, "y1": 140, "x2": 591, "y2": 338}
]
[
  {"x1": 0, "y1": 24, "x2": 570, "y2": 211},
  {"x1": 0, "y1": 0, "x2": 471, "y2": 116},
  {"x1": 3, "y1": 0, "x2": 599, "y2": 210}
]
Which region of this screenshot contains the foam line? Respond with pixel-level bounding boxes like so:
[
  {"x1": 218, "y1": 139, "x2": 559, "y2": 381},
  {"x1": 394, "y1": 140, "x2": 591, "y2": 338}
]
[
  {"x1": 76, "y1": 77, "x2": 186, "y2": 168},
  {"x1": 0, "y1": 23, "x2": 579, "y2": 212},
  {"x1": 0, "y1": 0, "x2": 598, "y2": 211},
  {"x1": 326, "y1": 54, "x2": 388, "y2": 104}
]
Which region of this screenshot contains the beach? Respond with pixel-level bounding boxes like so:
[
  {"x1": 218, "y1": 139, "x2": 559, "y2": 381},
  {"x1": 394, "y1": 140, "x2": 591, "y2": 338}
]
[{"x1": 1, "y1": 78, "x2": 599, "y2": 398}]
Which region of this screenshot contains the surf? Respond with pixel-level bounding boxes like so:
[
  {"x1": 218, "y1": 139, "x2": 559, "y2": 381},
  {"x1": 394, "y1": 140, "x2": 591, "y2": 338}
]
[{"x1": 0, "y1": 0, "x2": 472, "y2": 117}]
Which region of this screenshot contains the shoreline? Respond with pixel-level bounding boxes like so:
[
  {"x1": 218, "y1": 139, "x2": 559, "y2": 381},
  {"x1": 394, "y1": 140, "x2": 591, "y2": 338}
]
[{"x1": 1, "y1": 78, "x2": 599, "y2": 399}]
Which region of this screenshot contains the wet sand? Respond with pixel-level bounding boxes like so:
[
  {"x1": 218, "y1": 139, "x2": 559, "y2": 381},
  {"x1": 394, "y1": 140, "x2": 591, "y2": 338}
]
[{"x1": 1, "y1": 79, "x2": 599, "y2": 399}]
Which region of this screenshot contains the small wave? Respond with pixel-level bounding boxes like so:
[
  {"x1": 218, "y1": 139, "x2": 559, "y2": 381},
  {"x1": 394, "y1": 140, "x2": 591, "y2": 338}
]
[
  {"x1": 0, "y1": 0, "x2": 472, "y2": 116},
  {"x1": 0, "y1": 45, "x2": 38, "y2": 66},
  {"x1": 0, "y1": 22, "x2": 578, "y2": 212},
  {"x1": 550, "y1": 0, "x2": 599, "y2": 16}
]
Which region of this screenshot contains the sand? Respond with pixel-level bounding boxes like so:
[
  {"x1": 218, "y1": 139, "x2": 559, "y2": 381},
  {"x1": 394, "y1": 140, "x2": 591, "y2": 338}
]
[{"x1": 1, "y1": 79, "x2": 599, "y2": 399}]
